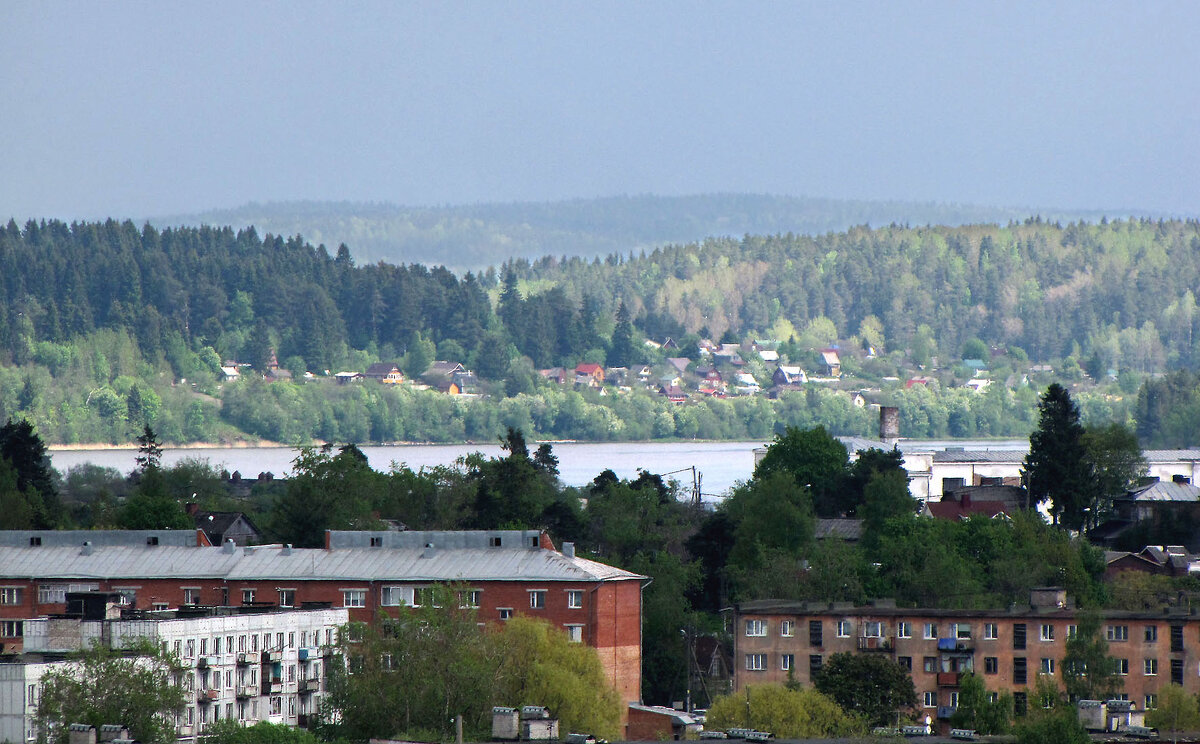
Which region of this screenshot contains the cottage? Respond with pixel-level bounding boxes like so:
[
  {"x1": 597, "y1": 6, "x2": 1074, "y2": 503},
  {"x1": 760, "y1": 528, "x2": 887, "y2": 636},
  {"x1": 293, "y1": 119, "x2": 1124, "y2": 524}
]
[
  {"x1": 772, "y1": 365, "x2": 807, "y2": 386},
  {"x1": 364, "y1": 362, "x2": 405, "y2": 384},
  {"x1": 540, "y1": 367, "x2": 569, "y2": 385},
  {"x1": 574, "y1": 363, "x2": 605, "y2": 387},
  {"x1": 660, "y1": 385, "x2": 687, "y2": 404},
  {"x1": 819, "y1": 348, "x2": 841, "y2": 377}
]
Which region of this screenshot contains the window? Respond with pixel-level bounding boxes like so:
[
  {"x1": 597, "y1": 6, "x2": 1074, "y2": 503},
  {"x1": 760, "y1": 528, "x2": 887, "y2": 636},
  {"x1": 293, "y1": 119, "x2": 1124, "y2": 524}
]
[
  {"x1": 564, "y1": 625, "x2": 583, "y2": 643},
  {"x1": 983, "y1": 623, "x2": 998, "y2": 640},
  {"x1": 864, "y1": 621, "x2": 883, "y2": 638},
  {"x1": 270, "y1": 696, "x2": 282, "y2": 716},
  {"x1": 343, "y1": 590, "x2": 366, "y2": 608},
  {"x1": 1013, "y1": 692, "x2": 1027, "y2": 716},
  {"x1": 1145, "y1": 658, "x2": 1159, "y2": 676},
  {"x1": 1040, "y1": 658, "x2": 1055, "y2": 675},
  {"x1": 1013, "y1": 623, "x2": 1026, "y2": 650},
  {"x1": 949, "y1": 692, "x2": 960, "y2": 708},
  {"x1": 1146, "y1": 694, "x2": 1159, "y2": 710},
  {"x1": 38, "y1": 584, "x2": 66, "y2": 604},
  {"x1": 1106, "y1": 625, "x2": 1129, "y2": 642},
  {"x1": 923, "y1": 656, "x2": 937, "y2": 673},
  {"x1": 566, "y1": 590, "x2": 583, "y2": 609},
  {"x1": 1115, "y1": 658, "x2": 1129, "y2": 675},
  {"x1": 1145, "y1": 625, "x2": 1159, "y2": 643},
  {"x1": 529, "y1": 590, "x2": 546, "y2": 609},
  {"x1": 461, "y1": 590, "x2": 482, "y2": 608},
  {"x1": 923, "y1": 623, "x2": 938, "y2": 640},
  {"x1": 0, "y1": 588, "x2": 23, "y2": 605},
  {"x1": 380, "y1": 586, "x2": 408, "y2": 606},
  {"x1": 288, "y1": 632, "x2": 295, "y2": 649},
  {"x1": 809, "y1": 655, "x2": 823, "y2": 676},
  {"x1": 29, "y1": 537, "x2": 41, "y2": 546},
  {"x1": 953, "y1": 623, "x2": 972, "y2": 639},
  {"x1": 897, "y1": 656, "x2": 912, "y2": 671},
  {"x1": 897, "y1": 621, "x2": 912, "y2": 639},
  {"x1": 1040, "y1": 624, "x2": 1055, "y2": 642},
  {"x1": 1173, "y1": 658, "x2": 1185, "y2": 685},
  {"x1": 186, "y1": 640, "x2": 195, "y2": 658},
  {"x1": 276, "y1": 632, "x2": 284, "y2": 650},
  {"x1": 498, "y1": 608, "x2": 513, "y2": 620},
  {"x1": 238, "y1": 635, "x2": 246, "y2": 652},
  {"x1": 745, "y1": 619, "x2": 767, "y2": 637},
  {"x1": 0, "y1": 620, "x2": 23, "y2": 637},
  {"x1": 780, "y1": 620, "x2": 794, "y2": 637},
  {"x1": 985, "y1": 657, "x2": 998, "y2": 674},
  {"x1": 241, "y1": 589, "x2": 256, "y2": 604},
  {"x1": 809, "y1": 621, "x2": 823, "y2": 646},
  {"x1": 781, "y1": 654, "x2": 794, "y2": 671},
  {"x1": 1013, "y1": 657, "x2": 1027, "y2": 684},
  {"x1": 490, "y1": 536, "x2": 502, "y2": 547},
  {"x1": 370, "y1": 536, "x2": 382, "y2": 547},
  {"x1": 200, "y1": 638, "x2": 208, "y2": 655},
  {"x1": 278, "y1": 590, "x2": 295, "y2": 608},
  {"x1": 836, "y1": 620, "x2": 851, "y2": 638},
  {"x1": 923, "y1": 691, "x2": 937, "y2": 708},
  {"x1": 987, "y1": 692, "x2": 999, "y2": 704},
  {"x1": 745, "y1": 654, "x2": 767, "y2": 671},
  {"x1": 1172, "y1": 624, "x2": 1185, "y2": 652}
]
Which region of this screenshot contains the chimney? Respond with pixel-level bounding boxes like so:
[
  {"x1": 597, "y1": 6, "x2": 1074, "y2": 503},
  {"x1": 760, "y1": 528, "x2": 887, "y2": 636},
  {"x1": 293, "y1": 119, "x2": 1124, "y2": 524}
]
[
  {"x1": 562, "y1": 542, "x2": 575, "y2": 559},
  {"x1": 185, "y1": 502, "x2": 200, "y2": 516},
  {"x1": 282, "y1": 544, "x2": 293, "y2": 556},
  {"x1": 80, "y1": 541, "x2": 93, "y2": 556},
  {"x1": 222, "y1": 539, "x2": 235, "y2": 554},
  {"x1": 422, "y1": 542, "x2": 435, "y2": 559},
  {"x1": 879, "y1": 406, "x2": 900, "y2": 447}
]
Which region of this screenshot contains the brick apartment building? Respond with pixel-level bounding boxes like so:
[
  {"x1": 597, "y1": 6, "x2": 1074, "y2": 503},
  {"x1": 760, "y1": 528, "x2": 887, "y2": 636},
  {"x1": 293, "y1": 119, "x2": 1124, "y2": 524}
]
[
  {"x1": 732, "y1": 588, "x2": 1198, "y2": 718},
  {"x1": 0, "y1": 529, "x2": 647, "y2": 706}
]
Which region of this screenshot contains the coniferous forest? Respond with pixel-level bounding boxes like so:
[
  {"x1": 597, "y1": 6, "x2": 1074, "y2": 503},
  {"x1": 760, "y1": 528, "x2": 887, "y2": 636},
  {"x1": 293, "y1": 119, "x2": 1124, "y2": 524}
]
[{"x1": 1, "y1": 216, "x2": 1199, "y2": 445}]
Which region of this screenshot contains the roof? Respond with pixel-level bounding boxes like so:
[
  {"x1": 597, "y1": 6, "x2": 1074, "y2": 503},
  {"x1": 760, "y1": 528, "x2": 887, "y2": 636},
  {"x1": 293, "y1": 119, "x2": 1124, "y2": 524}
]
[
  {"x1": 932, "y1": 449, "x2": 1028, "y2": 463},
  {"x1": 0, "y1": 530, "x2": 202, "y2": 548},
  {"x1": 364, "y1": 362, "x2": 401, "y2": 376},
  {"x1": 194, "y1": 512, "x2": 261, "y2": 543},
  {"x1": 575, "y1": 362, "x2": 603, "y2": 375},
  {"x1": 627, "y1": 704, "x2": 699, "y2": 726},
  {"x1": 1123, "y1": 481, "x2": 1200, "y2": 502},
  {"x1": 666, "y1": 357, "x2": 691, "y2": 374},
  {"x1": 814, "y1": 518, "x2": 862, "y2": 541},
  {"x1": 423, "y1": 360, "x2": 465, "y2": 378},
  {"x1": 927, "y1": 500, "x2": 1012, "y2": 520},
  {"x1": 0, "y1": 543, "x2": 645, "y2": 583}
]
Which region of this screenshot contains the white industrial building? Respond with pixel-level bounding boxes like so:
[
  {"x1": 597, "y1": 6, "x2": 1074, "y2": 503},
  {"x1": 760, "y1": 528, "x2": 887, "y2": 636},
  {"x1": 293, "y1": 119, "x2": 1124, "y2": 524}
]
[{"x1": 0, "y1": 596, "x2": 347, "y2": 743}]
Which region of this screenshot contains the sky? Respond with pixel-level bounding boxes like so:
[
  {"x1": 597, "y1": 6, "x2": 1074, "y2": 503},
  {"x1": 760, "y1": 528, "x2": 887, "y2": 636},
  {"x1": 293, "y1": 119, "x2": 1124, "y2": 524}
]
[{"x1": 1, "y1": 1, "x2": 1198, "y2": 220}]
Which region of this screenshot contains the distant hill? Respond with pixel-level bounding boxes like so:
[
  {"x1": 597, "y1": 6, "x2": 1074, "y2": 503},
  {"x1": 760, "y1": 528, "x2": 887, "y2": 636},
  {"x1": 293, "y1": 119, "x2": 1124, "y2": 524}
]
[{"x1": 153, "y1": 194, "x2": 1139, "y2": 272}]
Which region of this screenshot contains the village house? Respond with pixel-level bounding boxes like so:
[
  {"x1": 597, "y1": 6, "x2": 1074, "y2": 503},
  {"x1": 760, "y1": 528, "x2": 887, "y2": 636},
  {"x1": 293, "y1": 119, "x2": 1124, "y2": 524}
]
[
  {"x1": 187, "y1": 505, "x2": 262, "y2": 546},
  {"x1": 819, "y1": 348, "x2": 841, "y2": 377},
  {"x1": 421, "y1": 361, "x2": 473, "y2": 394},
  {"x1": 363, "y1": 362, "x2": 404, "y2": 384},
  {"x1": 772, "y1": 365, "x2": 807, "y2": 386},
  {"x1": 539, "y1": 367, "x2": 569, "y2": 385},
  {"x1": 574, "y1": 362, "x2": 605, "y2": 387}
]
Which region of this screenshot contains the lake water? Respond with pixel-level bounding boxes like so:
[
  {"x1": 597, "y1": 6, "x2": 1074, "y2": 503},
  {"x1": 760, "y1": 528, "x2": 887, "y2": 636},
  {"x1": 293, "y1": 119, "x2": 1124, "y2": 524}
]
[{"x1": 48, "y1": 438, "x2": 1028, "y2": 498}]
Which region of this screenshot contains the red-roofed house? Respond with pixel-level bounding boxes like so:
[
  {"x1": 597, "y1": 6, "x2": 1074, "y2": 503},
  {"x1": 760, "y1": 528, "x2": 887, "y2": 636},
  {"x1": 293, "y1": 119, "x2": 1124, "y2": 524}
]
[{"x1": 575, "y1": 363, "x2": 605, "y2": 387}]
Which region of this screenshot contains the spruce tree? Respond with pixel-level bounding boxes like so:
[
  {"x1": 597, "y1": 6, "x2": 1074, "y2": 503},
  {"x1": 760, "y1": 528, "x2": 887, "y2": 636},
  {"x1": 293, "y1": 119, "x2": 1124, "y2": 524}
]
[{"x1": 1023, "y1": 384, "x2": 1092, "y2": 529}]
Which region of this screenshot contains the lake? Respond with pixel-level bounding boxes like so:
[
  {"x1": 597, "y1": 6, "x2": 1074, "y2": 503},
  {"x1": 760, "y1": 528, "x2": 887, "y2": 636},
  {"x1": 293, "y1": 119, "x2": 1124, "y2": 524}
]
[{"x1": 48, "y1": 438, "x2": 1028, "y2": 498}]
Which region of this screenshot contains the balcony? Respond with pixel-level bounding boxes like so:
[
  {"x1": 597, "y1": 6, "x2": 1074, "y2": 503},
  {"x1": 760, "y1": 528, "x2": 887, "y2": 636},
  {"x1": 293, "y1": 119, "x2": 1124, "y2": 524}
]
[
  {"x1": 857, "y1": 636, "x2": 892, "y2": 651},
  {"x1": 262, "y1": 650, "x2": 282, "y2": 663},
  {"x1": 196, "y1": 657, "x2": 209, "y2": 669},
  {"x1": 235, "y1": 684, "x2": 258, "y2": 698},
  {"x1": 236, "y1": 653, "x2": 250, "y2": 666},
  {"x1": 197, "y1": 688, "x2": 220, "y2": 703},
  {"x1": 936, "y1": 672, "x2": 961, "y2": 687},
  {"x1": 937, "y1": 706, "x2": 957, "y2": 720},
  {"x1": 267, "y1": 680, "x2": 283, "y2": 694},
  {"x1": 297, "y1": 715, "x2": 310, "y2": 729},
  {"x1": 298, "y1": 647, "x2": 319, "y2": 661},
  {"x1": 298, "y1": 678, "x2": 319, "y2": 693},
  {"x1": 938, "y1": 638, "x2": 973, "y2": 652}
]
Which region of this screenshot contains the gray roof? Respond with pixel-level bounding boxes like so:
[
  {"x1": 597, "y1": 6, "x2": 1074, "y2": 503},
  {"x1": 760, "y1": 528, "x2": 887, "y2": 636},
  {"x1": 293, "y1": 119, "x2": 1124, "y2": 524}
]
[
  {"x1": 1124, "y1": 481, "x2": 1200, "y2": 502},
  {"x1": 814, "y1": 519, "x2": 863, "y2": 541},
  {"x1": 330, "y1": 530, "x2": 544, "y2": 550},
  {"x1": 0, "y1": 544, "x2": 645, "y2": 583},
  {"x1": 0, "y1": 530, "x2": 199, "y2": 548},
  {"x1": 931, "y1": 449, "x2": 1028, "y2": 463}
]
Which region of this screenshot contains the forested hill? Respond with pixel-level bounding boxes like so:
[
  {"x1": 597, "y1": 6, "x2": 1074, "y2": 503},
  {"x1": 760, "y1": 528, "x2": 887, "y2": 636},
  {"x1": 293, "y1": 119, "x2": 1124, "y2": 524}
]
[
  {"x1": 153, "y1": 194, "x2": 1127, "y2": 272},
  {"x1": 513, "y1": 218, "x2": 1200, "y2": 370},
  {"x1": 1, "y1": 217, "x2": 1199, "y2": 445}
]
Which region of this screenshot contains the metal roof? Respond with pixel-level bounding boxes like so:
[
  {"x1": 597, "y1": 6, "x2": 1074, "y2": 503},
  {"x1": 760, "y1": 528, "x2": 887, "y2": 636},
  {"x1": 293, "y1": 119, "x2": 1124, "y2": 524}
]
[
  {"x1": 0, "y1": 544, "x2": 645, "y2": 583},
  {"x1": 0, "y1": 530, "x2": 200, "y2": 548},
  {"x1": 328, "y1": 530, "x2": 544, "y2": 550},
  {"x1": 931, "y1": 449, "x2": 1028, "y2": 463},
  {"x1": 1124, "y1": 481, "x2": 1200, "y2": 502}
]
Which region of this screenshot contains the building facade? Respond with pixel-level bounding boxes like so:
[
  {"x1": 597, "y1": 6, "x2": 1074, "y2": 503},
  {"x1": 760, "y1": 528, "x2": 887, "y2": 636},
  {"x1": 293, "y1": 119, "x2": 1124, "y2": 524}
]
[
  {"x1": 732, "y1": 590, "x2": 1199, "y2": 719},
  {"x1": 0, "y1": 530, "x2": 646, "y2": 706},
  {"x1": 1, "y1": 603, "x2": 348, "y2": 743}
]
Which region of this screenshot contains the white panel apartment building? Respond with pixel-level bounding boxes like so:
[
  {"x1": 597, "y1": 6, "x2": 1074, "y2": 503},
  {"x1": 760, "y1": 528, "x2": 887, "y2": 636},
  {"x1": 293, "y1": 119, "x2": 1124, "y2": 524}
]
[{"x1": 0, "y1": 603, "x2": 347, "y2": 743}]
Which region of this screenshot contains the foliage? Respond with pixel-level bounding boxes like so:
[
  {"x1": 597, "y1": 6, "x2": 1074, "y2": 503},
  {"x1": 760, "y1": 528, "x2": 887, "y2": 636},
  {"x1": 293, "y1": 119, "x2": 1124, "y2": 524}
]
[
  {"x1": 1013, "y1": 677, "x2": 1089, "y2": 744},
  {"x1": 1081, "y1": 422, "x2": 1147, "y2": 527},
  {"x1": 0, "y1": 418, "x2": 58, "y2": 526},
  {"x1": 1146, "y1": 684, "x2": 1200, "y2": 739},
  {"x1": 812, "y1": 652, "x2": 917, "y2": 725},
  {"x1": 200, "y1": 720, "x2": 321, "y2": 744},
  {"x1": 1061, "y1": 610, "x2": 1122, "y2": 702},
  {"x1": 949, "y1": 673, "x2": 1012, "y2": 735},
  {"x1": 34, "y1": 641, "x2": 186, "y2": 744},
  {"x1": 752, "y1": 426, "x2": 848, "y2": 518},
  {"x1": 1023, "y1": 384, "x2": 1092, "y2": 529},
  {"x1": 705, "y1": 684, "x2": 862, "y2": 739},
  {"x1": 271, "y1": 444, "x2": 385, "y2": 547},
  {"x1": 492, "y1": 617, "x2": 623, "y2": 740}
]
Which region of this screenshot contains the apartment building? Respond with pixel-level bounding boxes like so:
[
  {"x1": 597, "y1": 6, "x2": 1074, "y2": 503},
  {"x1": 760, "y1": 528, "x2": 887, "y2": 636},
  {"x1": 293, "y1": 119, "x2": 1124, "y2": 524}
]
[
  {"x1": 0, "y1": 599, "x2": 347, "y2": 743},
  {"x1": 732, "y1": 588, "x2": 1197, "y2": 719},
  {"x1": 0, "y1": 530, "x2": 646, "y2": 705}
]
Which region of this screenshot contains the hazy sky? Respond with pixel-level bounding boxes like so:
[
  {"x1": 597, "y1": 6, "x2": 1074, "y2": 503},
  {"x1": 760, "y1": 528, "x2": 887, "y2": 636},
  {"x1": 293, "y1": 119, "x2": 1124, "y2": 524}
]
[{"x1": 2, "y1": 1, "x2": 1198, "y2": 220}]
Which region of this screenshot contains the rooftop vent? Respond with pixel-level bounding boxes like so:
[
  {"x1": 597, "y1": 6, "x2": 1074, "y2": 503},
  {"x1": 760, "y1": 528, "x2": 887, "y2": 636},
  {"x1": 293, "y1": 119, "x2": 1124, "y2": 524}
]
[
  {"x1": 562, "y1": 542, "x2": 575, "y2": 559},
  {"x1": 80, "y1": 541, "x2": 93, "y2": 556},
  {"x1": 222, "y1": 539, "x2": 235, "y2": 554},
  {"x1": 422, "y1": 542, "x2": 435, "y2": 559},
  {"x1": 282, "y1": 544, "x2": 293, "y2": 556}
]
